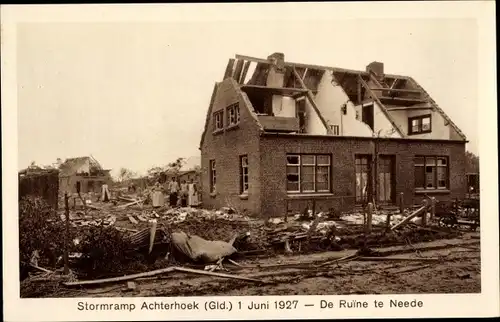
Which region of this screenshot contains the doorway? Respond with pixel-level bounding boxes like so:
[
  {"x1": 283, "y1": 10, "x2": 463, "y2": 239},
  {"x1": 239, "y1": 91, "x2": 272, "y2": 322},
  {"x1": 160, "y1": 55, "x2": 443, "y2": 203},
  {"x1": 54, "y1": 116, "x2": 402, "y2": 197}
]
[
  {"x1": 378, "y1": 155, "x2": 395, "y2": 204},
  {"x1": 355, "y1": 155, "x2": 372, "y2": 204},
  {"x1": 362, "y1": 104, "x2": 374, "y2": 131}
]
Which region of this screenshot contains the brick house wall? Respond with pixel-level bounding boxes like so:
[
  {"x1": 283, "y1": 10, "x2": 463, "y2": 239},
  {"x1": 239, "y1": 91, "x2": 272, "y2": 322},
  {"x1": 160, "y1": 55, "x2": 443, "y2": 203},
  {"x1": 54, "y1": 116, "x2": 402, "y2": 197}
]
[
  {"x1": 259, "y1": 134, "x2": 466, "y2": 218},
  {"x1": 200, "y1": 78, "x2": 262, "y2": 214}
]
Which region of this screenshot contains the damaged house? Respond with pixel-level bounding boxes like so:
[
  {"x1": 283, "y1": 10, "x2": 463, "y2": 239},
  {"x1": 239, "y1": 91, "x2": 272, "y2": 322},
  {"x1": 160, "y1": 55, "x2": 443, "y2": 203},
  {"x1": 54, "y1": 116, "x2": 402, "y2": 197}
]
[
  {"x1": 199, "y1": 52, "x2": 467, "y2": 217},
  {"x1": 59, "y1": 156, "x2": 112, "y2": 194}
]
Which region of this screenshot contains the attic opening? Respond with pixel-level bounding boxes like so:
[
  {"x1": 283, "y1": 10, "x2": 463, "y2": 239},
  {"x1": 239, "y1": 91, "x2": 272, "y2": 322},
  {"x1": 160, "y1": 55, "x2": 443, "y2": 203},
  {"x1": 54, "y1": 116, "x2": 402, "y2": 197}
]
[{"x1": 332, "y1": 66, "x2": 424, "y2": 107}]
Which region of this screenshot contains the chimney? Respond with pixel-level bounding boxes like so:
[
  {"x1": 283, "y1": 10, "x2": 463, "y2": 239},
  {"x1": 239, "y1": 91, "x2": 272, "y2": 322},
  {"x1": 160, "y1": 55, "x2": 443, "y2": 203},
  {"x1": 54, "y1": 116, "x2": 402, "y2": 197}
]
[
  {"x1": 266, "y1": 52, "x2": 286, "y2": 87},
  {"x1": 267, "y1": 52, "x2": 285, "y2": 66},
  {"x1": 366, "y1": 61, "x2": 384, "y2": 78}
]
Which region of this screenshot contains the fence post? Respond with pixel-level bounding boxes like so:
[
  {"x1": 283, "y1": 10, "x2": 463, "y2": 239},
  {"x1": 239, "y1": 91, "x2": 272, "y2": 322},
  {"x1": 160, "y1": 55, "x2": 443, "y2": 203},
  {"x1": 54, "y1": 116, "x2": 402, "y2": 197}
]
[
  {"x1": 399, "y1": 192, "x2": 404, "y2": 213},
  {"x1": 421, "y1": 199, "x2": 429, "y2": 227},
  {"x1": 64, "y1": 193, "x2": 70, "y2": 275},
  {"x1": 430, "y1": 197, "x2": 436, "y2": 220},
  {"x1": 366, "y1": 202, "x2": 373, "y2": 233},
  {"x1": 284, "y1": 199, "x2": 288, "y2": 223},
  {"x1": 385, "y1": 213, "x2": 392, "y2": 231}
]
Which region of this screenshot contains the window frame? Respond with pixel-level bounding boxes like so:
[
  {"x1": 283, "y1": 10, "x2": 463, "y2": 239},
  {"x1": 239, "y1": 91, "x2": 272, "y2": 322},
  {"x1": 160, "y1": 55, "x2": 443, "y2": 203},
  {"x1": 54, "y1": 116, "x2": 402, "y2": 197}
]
[
  {"x1": 286, "y1": 154, "x2": 331, "y2": 194},
  {"x1": 240, "y1": 155, "x2": 249, "y2": 194},
  {"x1": 213, "y1": 110, "x2": 224, "y2": 131},
  {"x1": 209, "y1": 160, "x2": 216, "y2": 193},
  {"x1": 408, "y1": 114, "x2": 432, "y2": 135},
  {"x1": 227, "y1": 103, "x2": 240, "y2": 126},
  {"x1": 414, "y1": 155, "x2": 449, "y2": 190}
]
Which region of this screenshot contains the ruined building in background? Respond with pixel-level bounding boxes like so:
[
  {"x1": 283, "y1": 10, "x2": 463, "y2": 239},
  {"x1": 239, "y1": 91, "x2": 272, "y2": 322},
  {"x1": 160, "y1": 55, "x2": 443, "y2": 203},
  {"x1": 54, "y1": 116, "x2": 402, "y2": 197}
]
[
  {"x1": 199, "y1": 52, "x2": 467, "y2": 218},
  {"x1": 58, "y1": 156, "x2": 112, "y2": 194}
]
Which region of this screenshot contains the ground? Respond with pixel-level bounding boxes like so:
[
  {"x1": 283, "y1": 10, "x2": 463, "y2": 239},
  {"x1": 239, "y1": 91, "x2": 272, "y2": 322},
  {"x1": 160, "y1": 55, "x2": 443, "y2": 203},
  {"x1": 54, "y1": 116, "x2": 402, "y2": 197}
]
[{"x1": 27, "y1": 233, "x2": 480, "y2": 297}]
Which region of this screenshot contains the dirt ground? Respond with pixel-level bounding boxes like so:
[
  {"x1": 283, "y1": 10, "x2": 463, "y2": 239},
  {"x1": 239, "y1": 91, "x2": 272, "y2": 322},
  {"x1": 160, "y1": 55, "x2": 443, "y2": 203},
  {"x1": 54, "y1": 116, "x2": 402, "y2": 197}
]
[{"x1": 39, "y1": 233, "x2": 480, "y2": 297}]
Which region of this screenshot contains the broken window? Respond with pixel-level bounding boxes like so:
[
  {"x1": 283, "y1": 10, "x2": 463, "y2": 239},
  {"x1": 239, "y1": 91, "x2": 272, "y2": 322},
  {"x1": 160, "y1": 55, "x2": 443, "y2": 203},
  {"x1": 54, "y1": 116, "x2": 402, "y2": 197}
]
[
  {"x1": 408, "y1": 114, "x2": 432, "y2": 135},
  {"x1": 227, "y1": 104, "x2": 240, "y2": 126},
  {"x1": 213, "y1": 111, "x2": 224, "y2": 131},
  {"x1": 286, "y1": 154, "x2": 331, "y2": 193},
  {"x1": 240, "y1": 155, "x2": 249, "y2": 194},
  {"x1": 414, "y1": 156, "x2": 449, "y2": 190},
  {"x1": 210, "y1": 160, "x2": 216, "y2": 193}
]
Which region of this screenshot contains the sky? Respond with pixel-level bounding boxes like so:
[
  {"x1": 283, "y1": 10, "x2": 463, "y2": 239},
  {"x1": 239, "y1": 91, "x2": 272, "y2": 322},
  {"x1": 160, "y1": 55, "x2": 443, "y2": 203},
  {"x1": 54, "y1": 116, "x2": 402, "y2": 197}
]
[{"x1": 17, "y1": 18, "x2": 478, "y2": 177}]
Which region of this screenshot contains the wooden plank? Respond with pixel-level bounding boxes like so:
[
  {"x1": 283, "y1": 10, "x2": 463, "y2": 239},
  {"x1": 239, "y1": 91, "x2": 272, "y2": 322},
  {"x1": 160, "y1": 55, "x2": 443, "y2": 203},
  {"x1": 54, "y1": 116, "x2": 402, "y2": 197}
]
[
  {"x1": 173, "y1": 267, "x2": 264, "y2": 283},
  {"x1": 391, "y1": 202, "x2": 428, "y2": 231},
  {"x1": 357, "y1": 256, "x2": 441, "y2": 262},
  {"x1": 292, "y1": 67, "x2": 330, "y2": 133},
  {"x1": 370, "y1": 88, "x2": 422, "y2": 93},
  {"x1": 358, "y1": 75, "x2": 406, "y2": 138},
  {"x1": 233, "y1": 59, "x2": 244, "y2": 83},
  {"x1": 223, "y1": 59, "x2": 236, "y2": 80},
  {"x1": 239, "y1": 61, "x2": 251, "y2": 84},
  {"x1": 64, "y1": 267, "x2": 177, "y2": 287},
  {"x1": 240, "y1": 84, "x2": 308, "y2": 93}
]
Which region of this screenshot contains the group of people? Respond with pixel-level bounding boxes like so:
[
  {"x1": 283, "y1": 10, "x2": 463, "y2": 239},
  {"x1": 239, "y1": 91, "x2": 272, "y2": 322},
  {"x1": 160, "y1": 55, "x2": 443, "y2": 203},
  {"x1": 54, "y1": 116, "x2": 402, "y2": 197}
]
[{"x1": 154, "y1": 177, "x2": 199, "y2": 208}]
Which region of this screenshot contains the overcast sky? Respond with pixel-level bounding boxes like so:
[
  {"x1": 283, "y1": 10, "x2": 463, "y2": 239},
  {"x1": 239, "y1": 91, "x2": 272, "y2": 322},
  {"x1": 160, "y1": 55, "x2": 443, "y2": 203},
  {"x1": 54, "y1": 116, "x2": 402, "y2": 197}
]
[{"x1": 17, "y1": 18, "x2": 478, "y2": 176}]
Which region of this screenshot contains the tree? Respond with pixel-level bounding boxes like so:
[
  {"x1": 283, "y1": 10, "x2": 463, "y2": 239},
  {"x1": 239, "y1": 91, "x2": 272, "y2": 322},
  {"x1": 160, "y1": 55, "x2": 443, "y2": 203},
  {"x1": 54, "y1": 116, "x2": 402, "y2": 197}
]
[
  {"x1": 146, "y1": 157, "x2": 186, "y2": 184},
  {"x1": 118, "y1": 167, "x2": 137, "y2": 182},
  {"x1": 465, "y1": 151, "x2": 479, "y2": 173}
]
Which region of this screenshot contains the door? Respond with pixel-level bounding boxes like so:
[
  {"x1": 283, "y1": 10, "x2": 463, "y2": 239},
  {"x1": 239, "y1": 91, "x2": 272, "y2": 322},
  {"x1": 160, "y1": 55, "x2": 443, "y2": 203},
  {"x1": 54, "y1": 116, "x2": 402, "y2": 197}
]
[
  {"x1": 362, "y1": 104, "x2": 374, "y2": 131},
  {"x1": 355, "y1": 155, "x2": 372, "y2": 204},
  {"x1": 378, "y1": 155, "x2": 395, "y2": 204}
]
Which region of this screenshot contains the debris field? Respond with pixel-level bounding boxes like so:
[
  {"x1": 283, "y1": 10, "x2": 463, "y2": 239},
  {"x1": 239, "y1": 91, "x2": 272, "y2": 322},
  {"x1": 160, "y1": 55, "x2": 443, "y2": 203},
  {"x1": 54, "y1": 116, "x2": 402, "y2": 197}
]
[{"x1": 19, "y1": 192, "x2": 480, "y2": 297}]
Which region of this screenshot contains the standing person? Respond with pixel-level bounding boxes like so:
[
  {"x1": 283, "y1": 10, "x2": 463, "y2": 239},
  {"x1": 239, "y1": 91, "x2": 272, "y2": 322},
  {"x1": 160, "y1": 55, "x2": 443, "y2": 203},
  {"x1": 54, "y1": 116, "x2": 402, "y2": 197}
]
[
  {"x1": 180, "y1": 180, "x2": 189, "y2": 207},
  {"x1": 167, "y1": 177, "x2": 179, "y2": 208},
  {"x1": 188, "y1": 179, "x2": 199, "y2": 207}
]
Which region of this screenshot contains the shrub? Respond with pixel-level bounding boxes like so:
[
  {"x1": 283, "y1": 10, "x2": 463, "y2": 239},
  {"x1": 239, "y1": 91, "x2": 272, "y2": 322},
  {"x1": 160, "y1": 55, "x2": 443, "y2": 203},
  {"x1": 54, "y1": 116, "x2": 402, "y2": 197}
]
[
  {"x1": 19, "y1": 196, "x2": 65, "y2": 269},
  {"x1": 75, "y1": 226, "x2": 136, "y2": 278}
]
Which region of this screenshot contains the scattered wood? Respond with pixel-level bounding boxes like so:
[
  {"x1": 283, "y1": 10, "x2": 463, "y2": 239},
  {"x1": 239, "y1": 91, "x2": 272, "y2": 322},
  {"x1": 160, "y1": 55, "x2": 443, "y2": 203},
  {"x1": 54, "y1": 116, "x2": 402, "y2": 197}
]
[
  {"x1": 174, "y1": 266, "x2": 264, "y2": 283},
  {"x1": 125, "y1": 281, "x2": 136, "y2": 291},
  {"x1": 87, "y1": 204, "x2": 101, "y2": 210},
  {"x1": 389, "y1": 264, "x2": 431, "y2": 274},
  {"x1": 319, "y1": 254, "x2": 358, "y2": 267},
  {"x1": 118, "y1": 199, "x2": 143, "y2": 209},
  {"x1": 227, "y1": 259, "x2": 243, "y2": 267},
  {"x1": 64, "y1": 267, "x2": 177, "y2": 287},
  {"x1": 29, "y1": 264, "x2": 53, "y2": 274},
  {"x1": 356, "y1": 256, "x2": 441, "y2": 262},
  {"x1": 307, "y1": 212, "x2": 323, "y2": 239},
  {"x1": 64, "y1": 265, "x2": 264, "y2": 287},
  {"x1": 391, "y1": 204, "x2": 428, "y2": 231},
  {"x1": 149, "y1": 220, "x2": 157, "y2": 254},
  {"x1": 128, "y1": 216, "x2": 138, "y2": 224},
  {"x1": 86, "y1": 285, "x2": 122, "y2": 295},
  {"x1": 209, "y1": 257, "x2": 225, "y2": 272}
]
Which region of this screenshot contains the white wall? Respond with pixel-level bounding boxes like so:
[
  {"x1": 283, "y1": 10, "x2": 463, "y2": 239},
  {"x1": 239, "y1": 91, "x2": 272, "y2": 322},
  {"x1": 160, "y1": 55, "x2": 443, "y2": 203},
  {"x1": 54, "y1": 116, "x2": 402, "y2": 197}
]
[
  {"x1": 314, "y1": 71, "x2": 372, "y2": 137},
  {"x1": 388, "y1": 108, "x2": 450, "y2": 139},
  {"x1": 272, "y1": 95, "x2": 296, "y2": 117},
  {"x1": 304, "y1": 99, "x2": 328, "y2": 135},
  {"x1": 373, "y1": 102, "x2": 402, "y2": 138}
]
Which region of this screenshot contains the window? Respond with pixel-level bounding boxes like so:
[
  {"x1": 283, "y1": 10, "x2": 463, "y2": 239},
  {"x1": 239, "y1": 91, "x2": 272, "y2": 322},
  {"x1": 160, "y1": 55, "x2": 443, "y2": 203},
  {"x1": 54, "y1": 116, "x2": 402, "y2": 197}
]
[
  {"x1": 210, "y1": 160, "x2": 216, "y2": 193},
  {"x1": 240, "y1": 155, "x2": 249, "y2": 194},
  {"x1": 414, "y1": 156, "x2": 448, "y2": 190},
  {"x1": 213, "y1": 111, "x2": 224, "y2": 131},
  {"x1": 227, "y1": 104, "x2": 240, "y2": 126},
  {"x1": 330, "y1": 125, "x2": 340, "y2": 136},
  {"x1": 355, "y1": 155, "x2": 372, "y2": 203},
  {"x1": 286, "y1": 154, "x2": 331, "y2": 193},
  {"x1": 408, "y1": 114, "x2": 432, "y2": 135}
]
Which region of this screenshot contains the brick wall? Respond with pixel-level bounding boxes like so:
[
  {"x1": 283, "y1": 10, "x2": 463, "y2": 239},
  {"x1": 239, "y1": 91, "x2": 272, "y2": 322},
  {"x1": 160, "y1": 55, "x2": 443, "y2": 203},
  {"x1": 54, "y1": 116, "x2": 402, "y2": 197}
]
[
  {"x1": 259, "y1": 135, "x2": 466, "y2": 217},
  {"x1": 200, "y1": 78, "x2": 262, "y2": 215}
]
